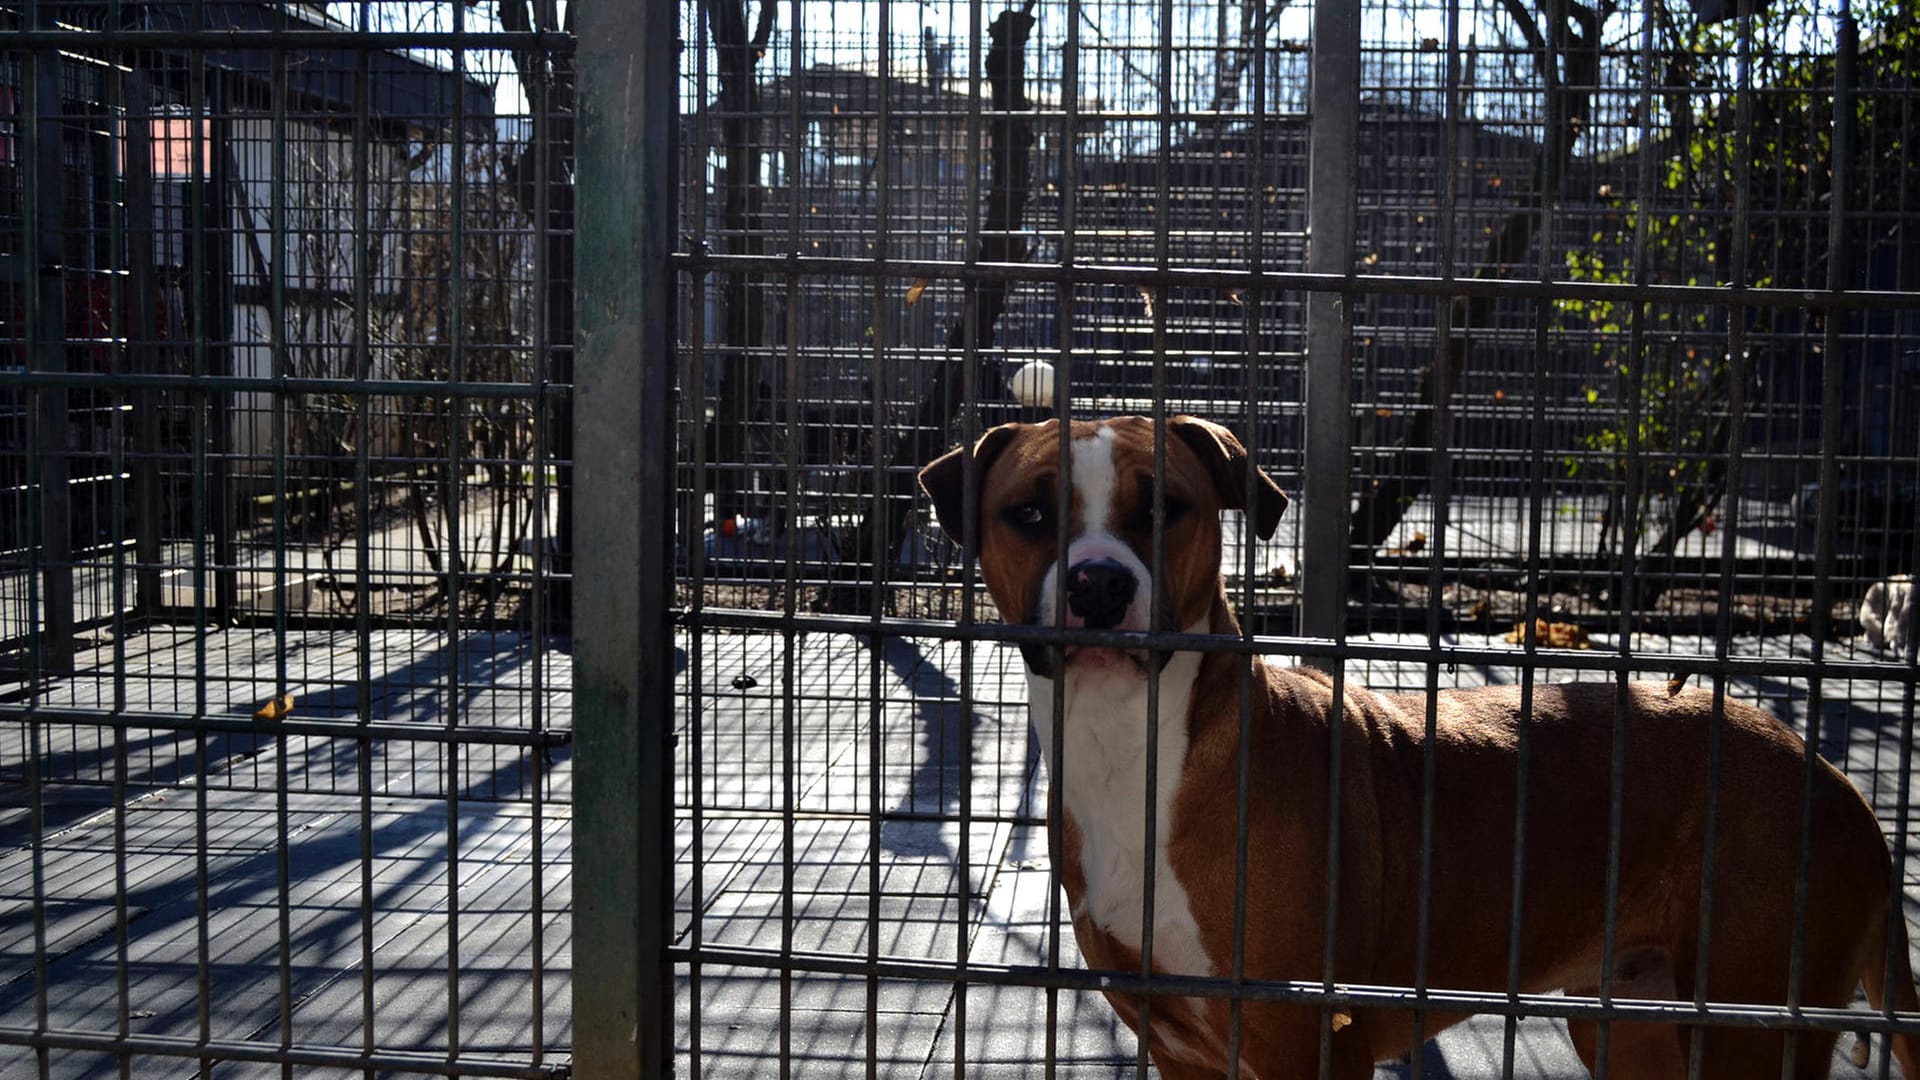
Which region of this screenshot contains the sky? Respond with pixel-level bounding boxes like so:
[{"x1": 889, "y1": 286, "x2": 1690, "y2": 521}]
[{"x1": 333, "y1": 0, "x2": 1860, "y2": 152}]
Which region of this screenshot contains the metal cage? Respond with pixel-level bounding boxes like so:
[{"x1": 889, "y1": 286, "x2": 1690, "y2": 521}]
[
  {"x1": 646, "y1": 0, "x2": 1920, "y2": 1077},
  {"x1": 3, "y1": 0, "x2": 572, "y2": 1075},
  {"x1": 3, "y1": 0, "x2": 1918, "y2": 1077}
]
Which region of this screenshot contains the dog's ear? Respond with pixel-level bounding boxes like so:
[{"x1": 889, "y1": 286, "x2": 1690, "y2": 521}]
[
  {"x1": 1170, "y1": 415, "x2": 1289, "y2": 540},
  {"x1": 918, "y1": 423, "x2": 1022, "y2": 548}
]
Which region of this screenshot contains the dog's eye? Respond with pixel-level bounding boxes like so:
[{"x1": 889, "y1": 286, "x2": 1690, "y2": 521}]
[
  {"x1": 1134, "y1": 497, "x2": 1189, "y2": 530},
  {"x1": 1004, "y1": 503, "x2": 1049, "y2": 530}
]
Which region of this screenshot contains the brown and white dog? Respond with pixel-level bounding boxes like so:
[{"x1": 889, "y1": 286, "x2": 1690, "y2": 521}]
[{"x1": 919, "y1": 415, "x2": 1920, "y2": 1079}]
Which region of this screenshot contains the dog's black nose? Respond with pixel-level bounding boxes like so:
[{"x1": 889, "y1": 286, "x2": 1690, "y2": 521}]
[{"x1": 1066, "y1": 559, "x2": 1137, "y2": 629}]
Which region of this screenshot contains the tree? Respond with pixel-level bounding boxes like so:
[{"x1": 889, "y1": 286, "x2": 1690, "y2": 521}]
[
  {"x1": 820, "y1": 1, "x2": 1039, "y2": 614},
  {"x1": 1563, "y1": 0, "x2": 1915, "y2": 608},
  {"x1": 494, "y1": 0, "x2": 578, "y2": 628},
  {"x1": 1347, "y1": 0, "x2": 1616, "y2": 569},
  {"x1": 702, "y1": 0, "x2": 782, "y2": 524}
]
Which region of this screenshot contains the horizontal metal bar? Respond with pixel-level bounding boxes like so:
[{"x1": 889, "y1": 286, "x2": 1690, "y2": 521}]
[
  {"x1": 678, "y1": 806, "x2": 1049, "y2": 828},
  {"x1": 0, "y1": 370, "x2": 568, "y2": 401},
  {"x1": 3, "y1": 28, "x2": 573, "y2": 50},
  {"x1": 677, "y1": 946, "x2": 1920, "y2": 1038},
  {"x1": 683, "y1": 608, "x2": 1920, "y2": 684},
  {"x1": 672, "y1": 252, "x2": 1920, "y2": 312},
  {"x1": 0, "y1": 705, "x2": 571, "y2": 749},
  {"x1": 0, "y1": 1025, "x2": 565, "y2": 1078}
]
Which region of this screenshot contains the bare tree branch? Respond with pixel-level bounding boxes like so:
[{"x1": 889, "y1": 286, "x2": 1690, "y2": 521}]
[{"x1": 750, "y1": 0, "x2": 778, "y2": 54}]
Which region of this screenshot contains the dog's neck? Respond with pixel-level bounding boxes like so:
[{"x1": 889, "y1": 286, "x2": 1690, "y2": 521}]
[
  {"x1": 1025, "y1": 612, "x2": 1216, "y2": 975},
  {"x1": 1024, "y1": 583, "x2": 1243, "y2": 798}
]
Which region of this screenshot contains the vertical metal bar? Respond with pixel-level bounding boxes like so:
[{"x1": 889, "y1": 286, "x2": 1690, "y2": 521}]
[
  {"x1": 347, "y1": 2, "x2": 379, "y2": 1059},
  {"x1": 680, "y1": 1, "x2": 707, "y2": 1072},
  {"x1": 1689, "y1": 4, "x2": 1752, "y2": 1075},
  {"x1": 10, "y1": 37, "x2": 51, "y2": 1044},
  {"x1": 527, "y1": 3, "x2": 557, "y2": 1057},
  {"x1": 444, "y1": 5, "x2": 471, "y2": 1056},
  {"x1": 955, "y1": 0, "x2": 990, "y2": 1074},
  {"x1": 1135, "y1": 1, "x2": 1177, "y2": 1071},
  {"x1": 1301, "y1": 0, "x2": 1358, "y2": 651},
  {"x1": 12, "y1": 51, "x2": 51, "y2": 1047},
  {"x1": 572, "y1": 0, "x2": 679, "y2": 1066},
  {"x1": 183, "y1": 2, "x2": 214, "y2": 1070},
  {"x1": 1230, "y1": 5, "x2": 1268, "y2": 1074},
  {"x1": 124, "y1": 73, "x2": 163, "y2": 615},
  {"x1": 268, "y1": 4, "x2": 290, "y2": 750},
  {"x1": 108, "y1": 51, "x2": 134, "y2": 1079},
  {"x1": 780, "y1": 2, "x2": 804, "y2": 1072},
  {"x1": 867, "y1": 4, "x2": 893, "y2": 1077},
  {"x1": 1046, "y1": 0, "x2": 1081, "y2": 1071},
  {"x1": 24, "y1": 704, "x2": 48, "y2": 1080},
  {"x1": 675, "y1": 0, "x2": 706, "y2": 1060},
  {"x1": 29, "y1": 11, "x2": 73, "y2": 677},
  {"x1": 267, "y1": 24, "x2": 296, "y2": 1075},
  {"x1": 208, "y1": 78, "x2": 237, "y2": 625},
  {"x1": 1410, "y1": 0, "x2": 1470, "y2": 1067},
  {"x1": 1786, "y1": 12, "x2": 1857, "y2": 1074},
  {"x1": 1503, "y1": 5, "x2": 1549, "y2": 1076},
  {"x1": 1316, "y1": 296, "x2": 1359, "y2": 1080}
]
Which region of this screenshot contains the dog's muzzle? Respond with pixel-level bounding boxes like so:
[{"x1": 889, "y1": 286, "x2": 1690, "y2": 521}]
[
  {"x1": 1021, "y1": 557, "x2": 1160, "y2": 677},
  {"x1": 1066, "y1": 558, "x2": 1137, "y2": 630}
]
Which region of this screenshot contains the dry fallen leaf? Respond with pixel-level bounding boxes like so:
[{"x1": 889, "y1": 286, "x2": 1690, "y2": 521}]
[
  {"x1": 905, "y1": 278, "x2": 930, "y2": 306},
  {"x1": 1505, "y1": 619, "x2": 1591, "y2": 649},
  {"x1": 254, "y1": 694, "x2": 296, "y2": 721},
  {"x1": 1331, "y1": 1010, "x2": 1353, "y2": 1032}
]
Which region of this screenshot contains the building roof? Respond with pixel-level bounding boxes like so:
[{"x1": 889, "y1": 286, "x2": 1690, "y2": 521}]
[{"x1": 122, "y1": 0, "x2": 497, "y2": 131}]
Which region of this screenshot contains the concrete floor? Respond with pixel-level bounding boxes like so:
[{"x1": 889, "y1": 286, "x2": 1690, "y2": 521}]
[{"x1": 2, "y1": 615, "x2": 1915, "y2": 1078}]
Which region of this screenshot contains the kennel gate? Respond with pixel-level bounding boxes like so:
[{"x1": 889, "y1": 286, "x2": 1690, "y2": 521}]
[
  {"x1": 2, "y1": 0, "x2": 574, "y2": 1075},
  {"x1": 612, "y1": 0, "x2": 1920, "y2": 1076},
  {"x1": 2, "y1": 0, "x2": 1917, "y2": 1076}
]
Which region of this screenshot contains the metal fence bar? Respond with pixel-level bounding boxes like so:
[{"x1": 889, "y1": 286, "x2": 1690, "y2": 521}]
[
  {"x1": 669, "y1": 251, "x2": 1920, "y2": 313},
  {"x1": 27, "y1": 0, "x2": 73, "y2": 676},
  {"x1": 0, "y1": 1026, "x2": 564, "y2": 1077},
  {"x1": 571, "y1": 0, "x2": 679, "y2": 1069},
  {"x1": 2, "y1": 1, "x2": 570, "y2": 1072},
  {"x1": 677, "y1": 944, "x2": 1920, "y2": 1030}
]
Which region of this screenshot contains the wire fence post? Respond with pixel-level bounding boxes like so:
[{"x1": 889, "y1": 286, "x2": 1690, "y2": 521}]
[
  {"x1": 572, "y1": 0, "x2": 678, "y2": 1071},
  {"x1": 123, "y1": 71, "x2": 165, "y2": 616},
  {"x1": 30, "y1": 36, "x2": 74, "y2": 675},
  {"x1": 1301, "y1": 0, "x2": 1358, "y2": 651}
]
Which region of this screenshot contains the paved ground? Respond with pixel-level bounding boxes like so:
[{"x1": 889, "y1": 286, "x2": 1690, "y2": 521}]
[
  {"x1": 0, "y1": 627, "x2": 570, "y2": 1080},
  {"x1": 671, "y1": 626, "x2": 1918, "y2": 1080},
  {"x1": 2, "y1": 613, "x2": 1915, "y2": 1078}
]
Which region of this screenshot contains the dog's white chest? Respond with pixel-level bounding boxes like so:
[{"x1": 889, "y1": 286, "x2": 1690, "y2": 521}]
[{"x1": 1027, "y1": 646, "x2": 1212, "y2": 978}]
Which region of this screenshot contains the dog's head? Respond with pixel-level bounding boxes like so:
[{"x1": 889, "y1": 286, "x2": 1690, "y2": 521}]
[{"x1": 918, "y1": 416, "x2": 1287, "y2": 676}]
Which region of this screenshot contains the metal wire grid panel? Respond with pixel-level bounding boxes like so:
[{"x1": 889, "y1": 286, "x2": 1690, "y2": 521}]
[
  {"x1": 2, "y1": 1, "x2": 572, "y2": 1075},
  {"x1": 658, "y1": 0, "x2": 1920, "y2": 1076}
]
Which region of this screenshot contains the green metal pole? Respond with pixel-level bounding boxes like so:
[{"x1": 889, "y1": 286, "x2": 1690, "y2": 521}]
[{"x1": 572, "y1": 0, "x2": 678, "y2": 1071}]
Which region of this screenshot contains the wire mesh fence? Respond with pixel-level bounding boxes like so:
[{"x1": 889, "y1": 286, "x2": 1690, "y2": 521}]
[
  {"x1": 4, "y1": 0, "x2": 1919, "y2": 1075},
  {"x1": 662, "y1": 0, "x2": 1920, "y2": 1077},
  {"x1": 2, "y1": 1, "x2": 572, "y2": 1074}
]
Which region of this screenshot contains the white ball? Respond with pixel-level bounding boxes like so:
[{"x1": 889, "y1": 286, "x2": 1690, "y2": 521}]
[{"x1": 1008, "y1": 359, "x2": 1057, "y2": 409}]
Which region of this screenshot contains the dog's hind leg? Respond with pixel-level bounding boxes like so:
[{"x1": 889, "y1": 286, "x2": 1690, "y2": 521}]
[{"x1": 1566, "y1": 950, "x2": 1689, "y2": 1080}]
